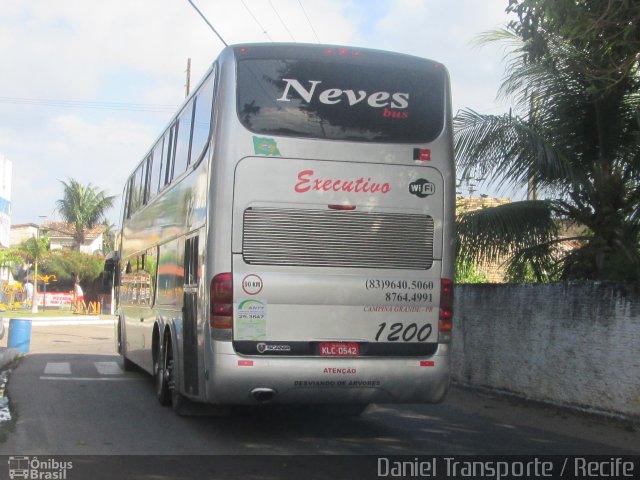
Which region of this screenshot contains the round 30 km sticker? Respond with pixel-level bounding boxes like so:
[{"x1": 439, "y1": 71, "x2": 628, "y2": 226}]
[{"x1": 242, "y1": 274, "x2": 263, "y2": 295}]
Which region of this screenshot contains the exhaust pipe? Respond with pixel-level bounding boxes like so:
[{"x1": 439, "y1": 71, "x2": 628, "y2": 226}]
[{"x1": 251, "y1": 388, "x2": 277, "y2": 404}]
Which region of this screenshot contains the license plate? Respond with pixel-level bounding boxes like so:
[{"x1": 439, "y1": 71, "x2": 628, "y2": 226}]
[{"x1": 319, "y1": 342, "x2": 360, "y2": 357}]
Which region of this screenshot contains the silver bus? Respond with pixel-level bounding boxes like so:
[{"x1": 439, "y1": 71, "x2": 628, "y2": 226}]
[{"x1": 111, "y1": 43, "x2": 455, "y2": 414}]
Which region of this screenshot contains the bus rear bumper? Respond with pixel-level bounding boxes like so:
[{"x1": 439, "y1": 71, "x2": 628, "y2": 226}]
[{"x1": 204, "y1": 344, "x2": 450, "y2": 405}]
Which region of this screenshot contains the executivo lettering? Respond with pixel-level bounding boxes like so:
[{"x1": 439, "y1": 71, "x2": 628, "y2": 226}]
[{"x1": 295, "y1": 170, "x2": 391, "y2": 194}]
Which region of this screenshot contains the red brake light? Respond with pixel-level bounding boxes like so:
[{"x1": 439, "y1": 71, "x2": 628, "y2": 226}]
[
  {"x1": 439, "y1": 278, "x2": 453, "y2": 333},
  {"x1": 325, "y1": 48, "x2": 360, "y2": 57},
  {"x1": 328, "y1": 204, "x2": 356, "y2": 210},
  {"x1": 211, "y1": 272, "x2": 233, "y2": 329}
]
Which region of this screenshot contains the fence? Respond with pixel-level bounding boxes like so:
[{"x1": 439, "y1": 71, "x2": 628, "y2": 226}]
[{"x1": 452, "y1": 282, "x2": 640, "y2": 420}]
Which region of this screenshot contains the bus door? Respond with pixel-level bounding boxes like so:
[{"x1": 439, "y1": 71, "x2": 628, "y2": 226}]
[{"x1": 182, "y1": 234, "x2": 200, "y2": 396}]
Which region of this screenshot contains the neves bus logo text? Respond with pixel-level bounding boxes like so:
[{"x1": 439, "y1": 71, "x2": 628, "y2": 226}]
[{"x1": 277, "y1": 78, "x2": 410, "y2": 111}]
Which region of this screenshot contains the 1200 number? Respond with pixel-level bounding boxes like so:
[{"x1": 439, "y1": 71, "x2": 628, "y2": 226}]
[{"x1": 375, "y1": 322, "x2": 433, "y2": 342}]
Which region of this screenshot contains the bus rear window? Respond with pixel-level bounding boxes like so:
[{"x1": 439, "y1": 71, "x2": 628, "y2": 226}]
[{"x1": 236, "y1": 57, "x2": 446, "y2": 143}]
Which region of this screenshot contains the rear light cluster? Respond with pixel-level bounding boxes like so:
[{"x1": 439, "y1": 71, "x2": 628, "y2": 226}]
[
  {"x1": 210, "y1": 272, "x2": 232, "y2": 329},
  {"x1": 209, "y1": 272, "x2": 453, "y2": 344},
  {"x1": 325, "y1": 48, "x2": 361, "y2": 57},
  {"x1": 438, "y1": 278, "x2": 453, "y2": 343},
  {"x1": 328, "y1": 204, "x2": 356, "y2": 211}
]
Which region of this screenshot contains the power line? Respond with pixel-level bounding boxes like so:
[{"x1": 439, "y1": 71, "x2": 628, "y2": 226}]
[
  {"x1": 297, "y1": 0, "x2": 320, "y2": 43},
  {"x1": 186, "y1": 0, "x2": 228, "y2": 47},
  {"x1": 269, "y1": 0, "x2": 296, "y2": 41},
  {"x1": 240, "y1": 0, "x2": 274, "y2": 42},
  {"x1": 0, "y1": 96, "x2": 177, "y2": 113}
]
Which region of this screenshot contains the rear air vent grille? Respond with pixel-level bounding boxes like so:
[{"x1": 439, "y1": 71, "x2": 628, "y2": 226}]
[{"x1": 242, "y1": 207, "x2": 434, "y2": 270}]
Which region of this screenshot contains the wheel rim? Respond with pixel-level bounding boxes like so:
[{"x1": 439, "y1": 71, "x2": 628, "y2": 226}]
[
  {"x1": 155, "y1": 346, "x2": 165, "y2": 397},
  {"x1": 165, "y1": 341, "x2": 174, "y2": 391},
  {"x1": 156, "y1": 336, "x2": 173, "y2": 404}
]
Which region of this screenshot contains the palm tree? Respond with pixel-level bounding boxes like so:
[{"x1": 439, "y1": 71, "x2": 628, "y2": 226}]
[
  {"x1": 0, "y1": 248, "x2": 23, "y2": 277},
  {"x1": 18, "y1": 233, "x2": 51, "y2": 313},
  {"x1": 101, "y1": 220, "x2": 117, "y2": 253},
  {"x1": 56, "y1": 179, "x2": 116, "y2": 251},
  {"x1": 454, "y1": 13, "x2": 640, "y2": 281}
]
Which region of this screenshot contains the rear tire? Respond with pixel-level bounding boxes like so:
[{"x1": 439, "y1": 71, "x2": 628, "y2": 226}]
[
  {"x1": 118, "y1": 319, "x2": 137, "y2": 372},
  {"x1": 155, "y1": 334, "x2": 173, "y2": 406}
]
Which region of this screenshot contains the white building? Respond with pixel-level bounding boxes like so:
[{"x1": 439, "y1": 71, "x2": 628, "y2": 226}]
[
  {"x1": 11, "y1": 222, "x2": 105, "y2": 254},
  {"x1": 0, "y1": 155, "x2": 12, "y2": 250},
  {"x1": 0, "y1": 156, "x2": 12, "y2": 282}
]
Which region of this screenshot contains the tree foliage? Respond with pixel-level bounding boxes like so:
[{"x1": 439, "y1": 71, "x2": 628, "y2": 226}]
[
  {"x1": 55, "y1": 178, "x2": 116, "y2": 250},
  {"x1": 455, "y1": 259, "x2": 489, "y2": 284},
  {"x1": 43, "y1": 249, "x2": 105, "y2": 285},
  {"x1": 0, "y1": 248, "x2": 24, "y2": 271},
  {"x1": 455, "y1": 0, "x2": 640, "y2": 281},
  {"x1": 101, "y1": 220, "x2": 116, "y2": 253},
  {"x1": 507, "y1": 0, "x2": 640, "y2": 95},
  {"x1": 17, "y1": 233, "x2": 51, "y2": 266}
]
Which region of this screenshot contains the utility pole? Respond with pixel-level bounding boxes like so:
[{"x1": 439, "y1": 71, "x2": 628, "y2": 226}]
[{"x1": 185, "y1": 58, "x2": 191, "y2": 98}]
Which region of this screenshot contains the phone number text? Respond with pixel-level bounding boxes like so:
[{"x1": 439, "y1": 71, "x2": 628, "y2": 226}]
[
  {"x1": 385, "y1": 292, "x2": 433, "y2": 303},
  {"x1": 366, "y1": 280, "x2": 434, "y2": 291}
]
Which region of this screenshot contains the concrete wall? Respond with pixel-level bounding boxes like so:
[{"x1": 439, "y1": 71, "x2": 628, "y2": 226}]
[{"x1": 452, "y1": 282, "x2": 640, "y2": 420}]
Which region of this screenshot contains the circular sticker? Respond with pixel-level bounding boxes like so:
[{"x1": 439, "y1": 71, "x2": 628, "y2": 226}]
[{"x1": 242, "y1": 274, "x2": 263, "y2": 295}]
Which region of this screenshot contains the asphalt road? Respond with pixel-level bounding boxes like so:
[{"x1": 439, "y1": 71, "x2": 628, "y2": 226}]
[{"x1": 0, "y1": 321, "x2": 638, "y2": 478}]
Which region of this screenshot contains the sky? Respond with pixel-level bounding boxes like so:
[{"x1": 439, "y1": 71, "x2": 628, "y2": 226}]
[{"x1": 0, "y1": 0, "x2": 515, "y2": 228}]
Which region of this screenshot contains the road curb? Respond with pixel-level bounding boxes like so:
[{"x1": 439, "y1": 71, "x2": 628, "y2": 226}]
[
  {"x1": 31, "y1": 320, "x2": 116, "y2": 327},
  {"x1": 1, "y1": 315, "x2": 101, "y2": 321},
  {"x1": 1, "y1": 316, "x2": 115, "y2": 326},
  {"x1": 0, "y1": 347, "x2": 19, "y2": 370}
]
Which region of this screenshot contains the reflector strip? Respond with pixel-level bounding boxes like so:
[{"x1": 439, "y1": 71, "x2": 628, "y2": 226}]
[
  {"x1": 420, "y1": 361, "x2": 435, "y2": 367},
  {"x1": 238, "y1": 360, "x2": 254, "y2": 367}
]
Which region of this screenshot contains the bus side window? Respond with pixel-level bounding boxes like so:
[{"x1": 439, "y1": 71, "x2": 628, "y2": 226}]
[
  {"x1": 149, "y1": 138, "x2": 164, "y2": 199},
  {"x1": 121, "y1": 260, "x2": 133, "y2": 304},
  {"x1": 125, "y1": 176, "x2": 134, "y2": 219},
  {"x1": 184, "y1": 236, "x2": 199, "y2": 287},
  {"x1": 163, "y1": 124, "x2": 177, "y2": 187},
  {"x1": 142, "y1": 155, "x2": 152, "y2": 205},
  {"x1": 191, "y1": 69, "x2": 215, "y2": 166},
  {"x1": 157, "y1": 239, "x2": 180, "y2": 306},
  {"x1": 173, "y1": 100, "x2": 195, "y2": 177},
  {"x1": 135, "y1": 162, "x2": 145, "y2": 211},
  {"x1": 146, "y1": 247, "x2": 159, "y2": 306},
  {"x1": 128, "y1": 162, "x2": 145, "y2": 216},
  {"x1": 146, "y1": 153, "x2": 155, "y2": 204}
]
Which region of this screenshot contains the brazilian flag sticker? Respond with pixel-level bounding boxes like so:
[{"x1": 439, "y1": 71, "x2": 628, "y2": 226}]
[{"x1": 253, "y1": 136, "x2": 281, "y2": 156}]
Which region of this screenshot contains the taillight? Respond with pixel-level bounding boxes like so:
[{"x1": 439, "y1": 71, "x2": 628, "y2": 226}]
[
  {"x1": 210, "y1": 272, "x2": 232, "y2": 329},
  {"x1": 328, "y1": 204, "x2": 356, "y2": 210},
  {"x1": 325, "y1": 48, "x2": 361, "y2": 57},
  {"x1": 438, "y1": 278, "x2": 453, "y2": 343}
]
